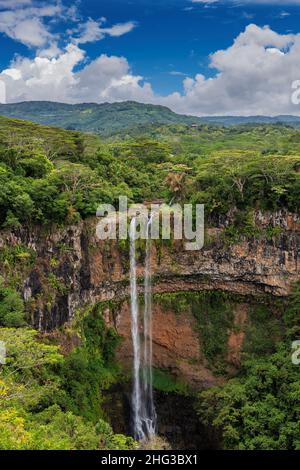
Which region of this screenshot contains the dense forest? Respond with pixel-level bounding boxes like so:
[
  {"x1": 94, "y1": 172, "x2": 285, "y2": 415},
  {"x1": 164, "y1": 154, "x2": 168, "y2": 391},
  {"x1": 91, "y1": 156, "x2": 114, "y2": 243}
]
[
  {"x1": 0, "y1": 113, "x2": 300, "y2": 450},
  {"x1": 0, "y1": 115, "x2": 300, "y2": 229}
]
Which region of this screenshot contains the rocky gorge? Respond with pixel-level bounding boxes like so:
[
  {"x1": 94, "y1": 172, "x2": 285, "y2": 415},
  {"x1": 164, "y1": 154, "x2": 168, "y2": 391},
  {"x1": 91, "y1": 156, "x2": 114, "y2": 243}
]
[{"x1": 0, "y1": 209, "x2": 299, "y2": 389}]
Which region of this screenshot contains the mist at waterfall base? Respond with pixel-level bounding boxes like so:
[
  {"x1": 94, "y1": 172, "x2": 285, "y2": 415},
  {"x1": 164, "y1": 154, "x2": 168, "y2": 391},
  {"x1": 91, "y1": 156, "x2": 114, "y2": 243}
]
[{"x1": 129, "y1": 217, "x2": 157, "y2": 442}]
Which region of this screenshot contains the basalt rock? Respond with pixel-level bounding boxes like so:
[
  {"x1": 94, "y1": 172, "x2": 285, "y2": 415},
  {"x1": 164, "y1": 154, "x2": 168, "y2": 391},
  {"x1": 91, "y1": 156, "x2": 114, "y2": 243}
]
[{"x1": 0, "y1": 210, "x2": 299, "y2": 386}]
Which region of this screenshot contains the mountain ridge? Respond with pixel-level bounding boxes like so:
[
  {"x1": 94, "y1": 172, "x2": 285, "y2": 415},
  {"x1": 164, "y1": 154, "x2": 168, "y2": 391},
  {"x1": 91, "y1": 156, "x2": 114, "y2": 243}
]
[{"x1": 1, "y1": 100, "x2": 300, "y2": 135}]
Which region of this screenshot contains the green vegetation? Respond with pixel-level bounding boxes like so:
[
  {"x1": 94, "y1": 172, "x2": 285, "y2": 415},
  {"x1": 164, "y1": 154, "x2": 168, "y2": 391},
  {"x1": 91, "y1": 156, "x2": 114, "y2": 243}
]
[
  {"x1": 0, "y1": 115, "x2": 299, "y2": 233},
  {"x1": 155, "y1": 292, "x2": 285, "y2": 377},
  {"x1": 242, "y1": 304, "x2": 283, "y2": 357},
  {"x1": 155, "y1": 291, "x2": 236, "y2": 372},
  {"x1": 196, "y1": 286, "x2": 299, "y2": 450},
  {"x1": 189, "y1": 292, "x2": 235, "y2": 370},
  {"x1": 0, "y1": 279, "x2": 26, "y2": 327},
  {"x1": 56, "y1": 303, "x2": 122, "y2": 423},
  {"x1": 0, "y1": 303, "x2": 136, "y2": 450},
  {"x1": 2, "y1": 101, "x2": 300, "y2": 135},
  {"x1": 0, "y1": 101, "x2": 203, "y2": 135},
  {"x1": 153, "y1": 368, "x2": 189, "y2": 395},
  {"x1": 0, "y1": 110, "x2": 300, "y2": 450},
  {"x1": 193, "y1": 150, "x2": 300, "y2": 216}
]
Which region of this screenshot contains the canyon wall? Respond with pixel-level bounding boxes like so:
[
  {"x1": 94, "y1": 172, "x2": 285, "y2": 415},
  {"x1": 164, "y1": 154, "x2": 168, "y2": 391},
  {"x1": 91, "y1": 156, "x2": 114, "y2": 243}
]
[{"x1": 0, "y1": 210, "x2": 299, "y2": 387}]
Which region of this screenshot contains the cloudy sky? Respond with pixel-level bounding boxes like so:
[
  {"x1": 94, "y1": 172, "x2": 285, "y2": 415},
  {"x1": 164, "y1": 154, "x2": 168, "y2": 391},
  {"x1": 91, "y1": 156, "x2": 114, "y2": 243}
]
[{"x1": 1, "y1": 0, "x2": 300, "y2": 116}]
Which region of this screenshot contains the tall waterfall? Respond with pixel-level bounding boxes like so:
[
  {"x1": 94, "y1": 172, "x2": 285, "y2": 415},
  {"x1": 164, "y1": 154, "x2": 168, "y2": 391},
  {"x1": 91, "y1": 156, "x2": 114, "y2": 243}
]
[
  {"x1": 129, "y1": 217, "x2": 157, "y2": 441},
  {"x1": 141, "y1": 216, "x2": 157, "y2": 437},
  {"x1": 129, "y1": 217, "x2": 144, "y2": 440}
]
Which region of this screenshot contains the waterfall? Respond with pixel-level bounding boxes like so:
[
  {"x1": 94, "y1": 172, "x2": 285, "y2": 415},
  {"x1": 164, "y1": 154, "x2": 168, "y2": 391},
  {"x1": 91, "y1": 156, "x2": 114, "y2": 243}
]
[
  {"x1": 129, "y1": 216, "x2": 157, "y2": 441},
  {"x1": 129, "y1": 217, "x2": 144, "y2": 440},
  {"x1": 141, "y1": 215, "x2": 157, "y2": 438}
]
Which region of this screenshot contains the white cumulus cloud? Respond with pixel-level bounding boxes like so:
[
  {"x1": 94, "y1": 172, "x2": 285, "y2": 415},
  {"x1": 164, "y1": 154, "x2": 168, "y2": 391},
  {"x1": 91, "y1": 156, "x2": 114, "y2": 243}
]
[
  {"x1": 0, "y1": 0, "x2": 33, "y2": 7},
  {"x1": 0, "y1": 43, "x2": 153, "y2": 104},
  {"x1": 1, "y1": 11, "x2": 300, "y2": 116},
  {"x1": 161, "y1": 24, "x2": 300, "y2": 116},
  {"x1": 0, "y1": 3, "x2": 62, "y2": 47},
  {"x1": 0, "y1": 1, "x2": 136, "y2": 49},
  {"x1": 74, "y1": 18, "x2": 137, "y2": 44}
]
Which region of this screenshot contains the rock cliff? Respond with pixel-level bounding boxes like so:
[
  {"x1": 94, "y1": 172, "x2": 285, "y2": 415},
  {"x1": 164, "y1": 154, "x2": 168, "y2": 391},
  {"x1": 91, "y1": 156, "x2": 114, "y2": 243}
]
[{"x1": 0, "y1": 210, "x2": 299, "y2": 386}]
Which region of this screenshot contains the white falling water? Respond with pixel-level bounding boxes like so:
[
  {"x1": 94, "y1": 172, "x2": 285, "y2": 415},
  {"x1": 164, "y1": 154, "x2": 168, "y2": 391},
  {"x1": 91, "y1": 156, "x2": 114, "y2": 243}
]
[
  {"x1": 129, "y1": 217, "x2": 144, "y2": 440},
  {"x1": 129, "y1": 216, "x2": 157, "y2": 441},
  {"x1": 141, "y1": 215, "x2": 157, "y2": 437}
]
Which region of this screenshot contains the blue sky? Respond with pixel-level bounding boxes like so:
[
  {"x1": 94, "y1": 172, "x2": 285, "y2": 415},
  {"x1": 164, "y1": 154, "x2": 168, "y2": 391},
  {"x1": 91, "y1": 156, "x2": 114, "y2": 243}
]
[
  {"x1": 68, "y1": 0, "x2": 300, "y2": 95},
  {"x1": 1, "y1": 0, "x2": 300, "y2": 115}
]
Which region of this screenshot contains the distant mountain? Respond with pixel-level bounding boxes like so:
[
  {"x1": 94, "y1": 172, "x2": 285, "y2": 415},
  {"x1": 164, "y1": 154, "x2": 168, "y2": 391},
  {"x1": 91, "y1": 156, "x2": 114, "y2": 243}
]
[
  {"x1": 198, "y1": 115, "x2": 300, "y2": 126},
  {"x1": 0, "y1": 101, "x2": 202, "y2": 135},
  {"x1": 1, "y1": 101, "x2": 300, "y2": 135}
]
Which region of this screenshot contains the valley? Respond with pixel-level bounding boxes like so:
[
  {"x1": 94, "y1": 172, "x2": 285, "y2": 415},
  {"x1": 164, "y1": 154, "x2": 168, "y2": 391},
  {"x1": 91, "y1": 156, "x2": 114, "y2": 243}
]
[{"x1": 0, "y1": 109, "x2": 300, "y2": 450}]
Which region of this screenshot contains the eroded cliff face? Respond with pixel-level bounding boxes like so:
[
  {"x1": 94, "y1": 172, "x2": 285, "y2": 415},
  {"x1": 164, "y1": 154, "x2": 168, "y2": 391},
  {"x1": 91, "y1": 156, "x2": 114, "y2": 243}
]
[
  {"x1": 110, "y1": 299, "x2": 251, "y2": 388},
  {"x1": 0, "y1": 210, "x2": 299, "y2": 386}
]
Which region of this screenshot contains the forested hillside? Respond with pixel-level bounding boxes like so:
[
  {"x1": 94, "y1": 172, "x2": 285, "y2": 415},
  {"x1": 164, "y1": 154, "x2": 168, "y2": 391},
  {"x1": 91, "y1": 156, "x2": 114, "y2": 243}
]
[
  {"x1": 0, "y1": 101, "x2": 202, "y2": 135},
  {"x1": 1, "y1": 101, "x2": 300, "y2": 136},
  {"x1": 0, "y1": 115, "x2": 300, "y2": 450},
  {"x1": 0, "y1": 115, "x2": 299, "y2": 230}
]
